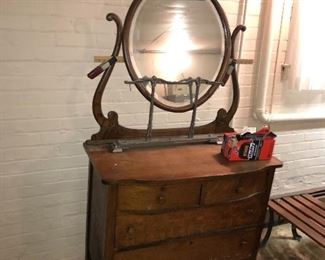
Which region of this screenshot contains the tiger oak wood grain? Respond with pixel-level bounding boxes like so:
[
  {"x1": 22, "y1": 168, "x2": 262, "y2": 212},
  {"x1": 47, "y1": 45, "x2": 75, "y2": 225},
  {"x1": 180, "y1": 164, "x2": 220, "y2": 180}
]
[
  {"x1": 118, "y1": 182, "x2": 201, "y2": 211},
  {"x1": 203, "y1": 171, "x2": 268, "y2": 205},
  {"x1": 85, "y1": 143, "x2": 282, "y2": 260},
  {"x1": 115, "y1": 194, "x2": 265, "y2": 248},
  {"x1": 114, "y1": 228, "x2": 260, "y2": 260}
]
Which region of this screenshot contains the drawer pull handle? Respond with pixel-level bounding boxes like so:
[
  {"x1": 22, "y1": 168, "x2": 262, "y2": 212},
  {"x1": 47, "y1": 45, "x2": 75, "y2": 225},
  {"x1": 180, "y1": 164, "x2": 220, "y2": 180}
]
[
  {"x1": 235, "y1": 186, "x2": 243, "y2": 194},
  {"x1": 127, "y1": 226, "x2": 135, "y2": 235},
  {"x1": 157, "y1": 195, "x2": 166, "y2": 204},
  {"x1": 245, "y1": 209, "x2": 254, "y2": 214},
  {"x1": 240, "y1": 240, "x2": 248, "y2": 246}
]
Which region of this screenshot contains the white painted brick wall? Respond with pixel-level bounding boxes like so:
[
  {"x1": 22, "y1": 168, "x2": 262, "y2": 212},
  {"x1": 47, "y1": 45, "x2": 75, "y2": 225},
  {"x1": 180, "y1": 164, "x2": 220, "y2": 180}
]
[{"x1": 0, "y1": 0, "x2": 324, "y2": 259}]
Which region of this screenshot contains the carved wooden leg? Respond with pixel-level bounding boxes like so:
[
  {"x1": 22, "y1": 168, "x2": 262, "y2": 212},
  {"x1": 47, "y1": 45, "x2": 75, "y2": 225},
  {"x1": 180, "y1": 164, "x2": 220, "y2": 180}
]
[{"x1": 260, "y1": 209, "x2": 274, "y2": 247}]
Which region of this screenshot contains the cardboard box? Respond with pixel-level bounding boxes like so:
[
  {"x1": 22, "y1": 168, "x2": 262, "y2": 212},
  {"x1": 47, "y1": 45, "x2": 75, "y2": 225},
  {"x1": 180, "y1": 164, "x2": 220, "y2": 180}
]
[{"x1": 221, "y1": 127, "x2": 276, "y2": 161}]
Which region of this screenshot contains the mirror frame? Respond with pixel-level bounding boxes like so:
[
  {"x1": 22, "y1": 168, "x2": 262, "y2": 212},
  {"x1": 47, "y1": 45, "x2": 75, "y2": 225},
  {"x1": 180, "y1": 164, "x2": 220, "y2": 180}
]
[
  {"x1": 122, "y1": 0, "x2": 232, "y2": 112},
  {"x1": 87, "y1": 1, "x2": 246, "y2": 142}
]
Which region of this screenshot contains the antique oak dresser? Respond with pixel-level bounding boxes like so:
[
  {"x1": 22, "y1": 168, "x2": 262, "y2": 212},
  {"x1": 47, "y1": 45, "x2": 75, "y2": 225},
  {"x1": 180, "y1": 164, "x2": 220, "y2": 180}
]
[
  {"x1": 84, "y1": 0, "x2": 282, "y2": 259},
  {"x1": 85, "y1": 143, "x2": 282, "y2": 259}
]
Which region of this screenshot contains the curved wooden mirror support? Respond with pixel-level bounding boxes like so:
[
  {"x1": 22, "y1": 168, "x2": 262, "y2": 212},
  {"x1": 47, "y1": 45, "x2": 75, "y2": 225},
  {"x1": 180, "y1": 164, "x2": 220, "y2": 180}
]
[{"x1": 87, "y1": 0, "x2": 245, "y2": 146}]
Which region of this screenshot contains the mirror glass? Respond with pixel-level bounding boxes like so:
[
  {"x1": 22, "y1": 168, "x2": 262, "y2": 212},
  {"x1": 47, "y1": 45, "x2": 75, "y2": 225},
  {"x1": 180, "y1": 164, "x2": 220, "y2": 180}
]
[{"x1": 128, "y1": 0, "x2": 227, "y2": 108}]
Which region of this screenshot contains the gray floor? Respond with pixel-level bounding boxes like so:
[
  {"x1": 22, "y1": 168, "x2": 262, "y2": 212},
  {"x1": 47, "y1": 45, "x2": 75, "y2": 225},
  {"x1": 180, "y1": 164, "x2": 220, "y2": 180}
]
[{"x1": 257, "y1": 224, "x2": 325, "y2": 260}]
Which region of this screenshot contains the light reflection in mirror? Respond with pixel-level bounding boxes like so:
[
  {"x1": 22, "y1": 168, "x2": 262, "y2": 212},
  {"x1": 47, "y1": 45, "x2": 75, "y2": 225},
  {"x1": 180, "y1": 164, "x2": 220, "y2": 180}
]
[
  {"x1": 155, "y1": 14, "x2": 194, "y2": 81},
  {"x1": 129, "y1": 0, "x2": 225, "y2": 107}
]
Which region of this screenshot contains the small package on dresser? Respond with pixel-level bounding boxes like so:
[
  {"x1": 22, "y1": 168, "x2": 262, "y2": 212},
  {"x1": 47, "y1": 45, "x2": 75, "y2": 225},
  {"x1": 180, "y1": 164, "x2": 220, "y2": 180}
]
[{"x1": 221, "y1": 127, "x2": 276, "y2": 161}]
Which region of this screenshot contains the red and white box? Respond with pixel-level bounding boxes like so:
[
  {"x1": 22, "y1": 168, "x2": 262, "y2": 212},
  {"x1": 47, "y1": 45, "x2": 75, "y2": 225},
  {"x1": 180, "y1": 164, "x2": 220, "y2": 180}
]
[{"x1": 221, "y1": 127, "x2": 276, "y2": 161}]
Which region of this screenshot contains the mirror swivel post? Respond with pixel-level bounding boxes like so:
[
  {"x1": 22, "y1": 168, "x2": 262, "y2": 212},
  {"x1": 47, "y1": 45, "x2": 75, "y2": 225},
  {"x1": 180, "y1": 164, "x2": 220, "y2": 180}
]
[
  {"x1": 146, "y1": 78, "x2": 157, "y2": 141},
  {"x1": 188, "y1": 79, "x2": 201, "y2": 139}
]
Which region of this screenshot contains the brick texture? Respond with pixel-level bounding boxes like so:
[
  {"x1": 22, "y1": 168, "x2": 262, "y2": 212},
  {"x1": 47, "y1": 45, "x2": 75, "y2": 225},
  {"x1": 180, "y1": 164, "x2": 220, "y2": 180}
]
[{"x1": 0, "y1": 0, "x2": 324, "y2": 259}]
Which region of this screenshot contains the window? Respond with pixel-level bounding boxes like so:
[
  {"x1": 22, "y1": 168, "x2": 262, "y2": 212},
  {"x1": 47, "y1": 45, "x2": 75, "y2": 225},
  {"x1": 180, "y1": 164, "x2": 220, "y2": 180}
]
[
  {"x1": 267, "y1": 0, "x2": 325, "y2": 117},
  {"x1": 285, "y1": 0, "x2": 325, "y2": 91}
]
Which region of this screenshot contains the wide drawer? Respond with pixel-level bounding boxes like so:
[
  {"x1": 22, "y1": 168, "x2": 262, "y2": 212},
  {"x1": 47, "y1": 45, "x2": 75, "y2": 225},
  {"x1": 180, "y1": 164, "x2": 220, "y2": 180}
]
[
  {"x1": 116, "y1": 194, "x2": 265, "y2": 248},
  {"x1": 114, "y1": 227, "x2": 260, "y2": 260},
  {"x1": 203, "y1": 171, "x2": 268, "y2": 205},
  {"x1": 118, "y1": 182, "x2": 201, "y2": 212}
]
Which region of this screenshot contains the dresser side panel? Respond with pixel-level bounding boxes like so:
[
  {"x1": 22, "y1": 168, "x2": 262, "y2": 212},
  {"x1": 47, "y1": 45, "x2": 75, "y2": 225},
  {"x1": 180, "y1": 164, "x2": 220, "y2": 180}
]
[
  {"x1": 252, "y1": 168, "x2": 276, "y2": 258},
  {"x1": 89, "y1": 169, "x2": 109, "y2": 260}
]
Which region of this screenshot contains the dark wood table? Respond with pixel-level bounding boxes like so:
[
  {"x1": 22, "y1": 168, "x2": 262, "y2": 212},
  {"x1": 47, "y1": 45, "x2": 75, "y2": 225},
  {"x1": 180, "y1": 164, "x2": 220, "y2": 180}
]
[{"x1": 266, "y1": 192, "x2": 325, "y2": 247}]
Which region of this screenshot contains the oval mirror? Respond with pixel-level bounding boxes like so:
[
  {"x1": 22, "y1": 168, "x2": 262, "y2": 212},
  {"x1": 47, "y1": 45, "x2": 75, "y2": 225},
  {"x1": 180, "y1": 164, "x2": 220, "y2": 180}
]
[{"x1": 123, "y1": 0, "x2": 231, "y2": 112}]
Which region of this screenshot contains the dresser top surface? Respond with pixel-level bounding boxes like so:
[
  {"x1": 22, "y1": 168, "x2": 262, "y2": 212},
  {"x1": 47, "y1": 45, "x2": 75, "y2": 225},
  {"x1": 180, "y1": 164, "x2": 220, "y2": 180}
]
[{"x1": 84, "y1": 143, "x2": 282, "y2": 184}]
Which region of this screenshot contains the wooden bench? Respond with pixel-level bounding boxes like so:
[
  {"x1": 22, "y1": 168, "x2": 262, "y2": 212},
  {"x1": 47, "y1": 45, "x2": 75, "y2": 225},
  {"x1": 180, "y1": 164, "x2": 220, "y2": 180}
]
[{"x1": 261, "y1": 188, "x2": 325, "y2": 247}]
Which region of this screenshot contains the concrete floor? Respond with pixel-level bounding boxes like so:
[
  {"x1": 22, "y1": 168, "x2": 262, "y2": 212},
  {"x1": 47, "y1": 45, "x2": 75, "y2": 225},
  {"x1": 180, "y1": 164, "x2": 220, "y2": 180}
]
[{"x1": 257, "y1": 224, "x2": 325, "y2": 260}]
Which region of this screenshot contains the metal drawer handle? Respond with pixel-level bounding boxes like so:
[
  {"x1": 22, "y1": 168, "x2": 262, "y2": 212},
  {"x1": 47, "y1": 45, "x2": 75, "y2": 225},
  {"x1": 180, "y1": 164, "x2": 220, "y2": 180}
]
[
  {"x1": 127, "y1": 226, "x2": 135, "y2": 235},
  {"x1": 240, "y1": 240, "x2": 248, "y2": 246},
  {"x1": 245, "y1": 208, "x2": 254, "y2": 214},
  {"x1": 235, "y1": 186, "x2": 242, "y2": 193},
  {"x1": 157, "y1": 195, "x2": 166, "y2": 204}
]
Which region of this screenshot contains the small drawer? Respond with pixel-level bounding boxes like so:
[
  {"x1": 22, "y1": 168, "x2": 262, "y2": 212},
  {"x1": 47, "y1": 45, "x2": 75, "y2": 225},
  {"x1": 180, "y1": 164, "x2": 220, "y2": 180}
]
[
  {"x1": 118, "y1": 182, "x2": 201, "y2": 212},
  {"x1": 203, "y1": 171, "x2": 267, "y2": 205}
]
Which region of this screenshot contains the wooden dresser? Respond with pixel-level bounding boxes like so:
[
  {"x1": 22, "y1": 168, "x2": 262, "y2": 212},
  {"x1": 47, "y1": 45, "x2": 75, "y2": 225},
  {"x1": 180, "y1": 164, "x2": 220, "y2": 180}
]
[
  {"x1": 84, "y1": 143, "x2": 282, "y2": 260},
  {"x1": 84, "y1": 1, "x2": 281, "y2": 259}
]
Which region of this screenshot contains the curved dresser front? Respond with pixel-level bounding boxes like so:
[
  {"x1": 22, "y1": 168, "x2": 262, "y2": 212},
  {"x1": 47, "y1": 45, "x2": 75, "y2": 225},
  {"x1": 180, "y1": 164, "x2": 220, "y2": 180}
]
[{"x1": 84, "y1": 143, "x2": 282, "y2": 260}]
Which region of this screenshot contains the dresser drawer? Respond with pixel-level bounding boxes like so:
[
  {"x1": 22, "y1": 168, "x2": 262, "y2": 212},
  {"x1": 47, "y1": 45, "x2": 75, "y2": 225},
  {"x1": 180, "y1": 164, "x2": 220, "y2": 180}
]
[
  {"x1": 116, "y1": 194, "x2": 265, "y2": 248},
  {"x1": 203, "y1": 171, "x2": 267, "y2": 205},
  {"x1": 118, "y1": 182, "x2": 201, "y2": 212},
  {"x1": 114, "y1": 227, "x2": 260, "y2": 260}
]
